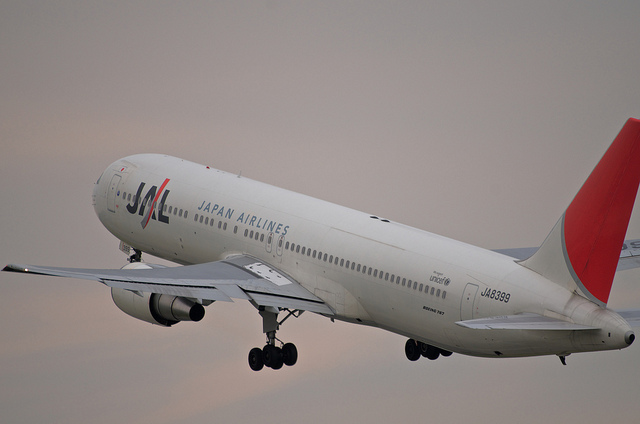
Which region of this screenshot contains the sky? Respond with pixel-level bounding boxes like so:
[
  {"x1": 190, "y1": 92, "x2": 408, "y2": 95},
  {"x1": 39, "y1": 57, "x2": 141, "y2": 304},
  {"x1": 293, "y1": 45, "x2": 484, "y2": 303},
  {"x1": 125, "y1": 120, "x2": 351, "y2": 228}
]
[{"x1": 2, "y1": 1, "x2": 640, "y2": 423}]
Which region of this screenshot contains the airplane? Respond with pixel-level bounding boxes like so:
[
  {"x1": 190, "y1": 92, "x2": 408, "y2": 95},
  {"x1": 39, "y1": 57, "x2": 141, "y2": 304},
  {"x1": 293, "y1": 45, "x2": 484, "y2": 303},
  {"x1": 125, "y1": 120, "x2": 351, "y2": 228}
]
[{"x1": 5, "y1": 118, "x2": 640, "y2": 371}]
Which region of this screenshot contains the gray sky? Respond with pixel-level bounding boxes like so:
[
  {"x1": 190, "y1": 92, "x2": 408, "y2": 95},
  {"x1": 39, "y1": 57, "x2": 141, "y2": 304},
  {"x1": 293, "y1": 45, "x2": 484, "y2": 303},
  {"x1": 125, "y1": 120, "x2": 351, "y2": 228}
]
[{"x1": 2, "y1": 1, "x2": 640, "y2": 423}]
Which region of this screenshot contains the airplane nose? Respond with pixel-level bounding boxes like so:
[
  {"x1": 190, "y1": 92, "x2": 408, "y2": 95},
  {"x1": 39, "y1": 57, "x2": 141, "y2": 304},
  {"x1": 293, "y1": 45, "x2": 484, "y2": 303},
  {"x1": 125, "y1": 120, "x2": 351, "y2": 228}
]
[{"x1": 625, "y1": 331, "x2": 635, "y2": 345}]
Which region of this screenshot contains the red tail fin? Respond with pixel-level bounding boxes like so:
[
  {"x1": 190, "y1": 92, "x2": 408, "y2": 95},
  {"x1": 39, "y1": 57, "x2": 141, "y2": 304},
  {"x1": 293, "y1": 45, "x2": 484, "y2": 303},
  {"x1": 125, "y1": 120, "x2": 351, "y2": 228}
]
[{"x1": 522, "y1": 118, "x2": 640, "y2": 306}]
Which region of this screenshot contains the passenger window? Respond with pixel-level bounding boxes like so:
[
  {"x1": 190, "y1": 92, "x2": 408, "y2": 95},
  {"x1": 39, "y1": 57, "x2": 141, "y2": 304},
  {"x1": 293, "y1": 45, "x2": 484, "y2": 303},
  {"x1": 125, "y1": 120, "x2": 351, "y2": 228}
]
[
  {"x1": 402, "y1": 278, "x2": 406, "y2": 286},
  {"x1": 368, "y1": 268, "x2": 372, "y2": 276},
  {"x1": 340, "y1": 259, "x2": 344, "y2": 267},
  {"x1": 223, "y1": 223, "x2": 227, "y2": 230},
  {"x1": 199, "y1": 215, "x2": 204, "y2": 223},
  {"x1": 301, "y1": 247, "x2": 306, "y2": 255},
  {"x1": 329, "y1": 255, "x2": 333, "y2": 263},
  {"x1": 128, "y1": 193, "x2": 132, "y2": 201},
  {"x1": 255, "y1": 232, "x2": 259, "y2": 240},
  {"x1": 351, "y1": 262, "x2": 355, "y2": 270},
  {"x1": 442, "y1": 291, "x2": 447, "y2": 300},
  {"x1": 205, "y1": 217, "x2": 209, "y2": 225},
  {"x1": 250, "y1": 230, "x2": 254, "y2": 238},
  {"x1": 234, "y1": 226, "x2": 238, "y2": 234},
  {"x1": 419, "y1": 283, "x2": 423, "y2": 292},
  {"x1": 307, "y1": 249, "x2": 311, "y2": 257},
  {"x1": 413, "y1": 281, "x2": 417, "y2": 290},
  {"x1": 313, "y1": 250, "x2": 317, "y2": 259},
  {"x1": 373, "y1": 269, "x2": 378, "y2": 277},
  {"x1": 296, "y1": 245, "x2": 300, "y2": 253},
  {"x1": 179, "y1": 209, "x2": 183, "y2": 217},
  {"x1": 323, "y1": 253, "x2": 328, "y2": 262},
  {"x1": 168, "y1": 205, "x2": 172, "y2": 214},
  {"x1": 245, "y1": 229, "x2": 249, "y2": 237},
  {"x1": 184, "y1": 211, "x2": 188, "y2": 219},
  {"x1": 210, "y1": 219, "x2": 214, "y2": 227},
  {"x1": 260, "y1": 234, "x2": 264, "y2": 242},
  {"x1": 385, "y1": 273, "x2": 389, "y2": 281},
  {"x1": 431, "y1": 287, "x2": 435, "y2": 295},
  {"x1": 437, "y1": 289, "x2": 441, "y2": 297}
]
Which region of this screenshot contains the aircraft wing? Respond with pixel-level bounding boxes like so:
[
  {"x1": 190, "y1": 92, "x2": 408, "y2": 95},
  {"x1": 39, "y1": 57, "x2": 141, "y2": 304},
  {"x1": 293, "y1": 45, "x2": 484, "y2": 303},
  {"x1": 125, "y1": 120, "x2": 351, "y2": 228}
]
[
  {"x1": 494, "y1": 238, "x2": 640, "y2": 272},
  {"x1": 456, "y1": 313, "x2": 599, "y2": 330},
  {"x1": 3, "y1": 255, "x2": 334, "y2": 316}
]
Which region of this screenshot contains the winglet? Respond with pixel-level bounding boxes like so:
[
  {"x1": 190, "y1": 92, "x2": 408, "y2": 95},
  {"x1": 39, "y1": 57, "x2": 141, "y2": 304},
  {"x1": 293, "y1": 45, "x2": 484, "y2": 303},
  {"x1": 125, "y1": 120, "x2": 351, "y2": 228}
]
[{"x1": 521, "y1": 118, "x2": 640, "y2": 306}]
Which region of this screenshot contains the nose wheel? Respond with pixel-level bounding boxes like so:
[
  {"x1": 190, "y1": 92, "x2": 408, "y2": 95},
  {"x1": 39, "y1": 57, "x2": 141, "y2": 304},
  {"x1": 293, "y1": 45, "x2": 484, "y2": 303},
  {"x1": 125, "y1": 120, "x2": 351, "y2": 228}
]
[{"x1": 248, "y1": 306, "x2": 301, "y2": 371}]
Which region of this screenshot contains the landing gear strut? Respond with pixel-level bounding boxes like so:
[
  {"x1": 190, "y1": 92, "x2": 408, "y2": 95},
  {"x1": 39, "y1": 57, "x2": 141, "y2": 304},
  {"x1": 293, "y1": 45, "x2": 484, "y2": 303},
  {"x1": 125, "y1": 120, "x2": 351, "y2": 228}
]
[
  {"x1": 128, "y1": 248, "x2": 142, "y2": 263},
  {"x1": 405, "y1": 338, "x2": 452, "y2": 362},
  {"x1": 248, "y1": 306, "x2": 302, "y2": 371}
]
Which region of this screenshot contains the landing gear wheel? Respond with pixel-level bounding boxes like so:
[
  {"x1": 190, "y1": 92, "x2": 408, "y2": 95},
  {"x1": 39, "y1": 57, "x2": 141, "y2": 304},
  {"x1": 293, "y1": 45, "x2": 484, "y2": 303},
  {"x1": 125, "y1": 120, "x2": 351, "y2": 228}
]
[
  {"x1": 440, "y1": 349, "x2": 452, "y2": 357},
  {"x1": 248, "y1": 347, "x2": 264, "y2": 371},
  {"x1": 405, "y1": 339, "x2": 421, "y2": 361},
  {"x1": 419, "y1": 342, "x2": 429, "y2": 357},
  {"x1": 262, "y1": 345, "x2": 283, "y2": 369},
  {"x1": 282, "y1": 342, "x2": 298, "y2": 366},
  {"x1": 425, "y1": 345, "x2": 440, "y2": 360}
]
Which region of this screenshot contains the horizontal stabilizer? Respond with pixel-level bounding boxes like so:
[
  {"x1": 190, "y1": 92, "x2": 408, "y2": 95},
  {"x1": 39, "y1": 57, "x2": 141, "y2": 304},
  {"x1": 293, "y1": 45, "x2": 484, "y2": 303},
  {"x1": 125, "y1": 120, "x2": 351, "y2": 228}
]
[
  {"x1": 456, "y1": 313, "x2": 599, "y2": 330},
  {"x1": 616, "y1": 310, "x2": 640, "y2": 327},
  {"x1": 494, "y1": 238, "x2": 640, "y2": 272}
]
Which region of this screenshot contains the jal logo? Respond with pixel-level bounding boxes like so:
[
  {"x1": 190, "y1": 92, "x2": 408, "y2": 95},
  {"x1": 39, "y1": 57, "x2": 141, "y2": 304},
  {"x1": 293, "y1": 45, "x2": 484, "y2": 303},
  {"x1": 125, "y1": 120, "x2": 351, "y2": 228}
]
[{"x1": 126, "y1": 179, "x2": 171, "y2": 229}]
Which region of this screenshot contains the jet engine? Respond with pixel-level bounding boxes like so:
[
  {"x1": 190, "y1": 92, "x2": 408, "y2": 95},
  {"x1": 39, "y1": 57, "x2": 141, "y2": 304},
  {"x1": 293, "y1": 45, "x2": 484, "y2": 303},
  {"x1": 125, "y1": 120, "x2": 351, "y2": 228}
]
[{"x1": 110, "y1": 262, "x2": 205, "y2": 326}]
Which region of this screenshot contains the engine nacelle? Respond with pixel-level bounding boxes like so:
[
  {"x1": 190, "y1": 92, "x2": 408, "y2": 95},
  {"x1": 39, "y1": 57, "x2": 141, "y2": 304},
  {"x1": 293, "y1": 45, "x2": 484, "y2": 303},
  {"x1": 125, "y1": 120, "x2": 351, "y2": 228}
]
[{"x1": 110, "y1": 262, "x2": 206, "y2": 327}]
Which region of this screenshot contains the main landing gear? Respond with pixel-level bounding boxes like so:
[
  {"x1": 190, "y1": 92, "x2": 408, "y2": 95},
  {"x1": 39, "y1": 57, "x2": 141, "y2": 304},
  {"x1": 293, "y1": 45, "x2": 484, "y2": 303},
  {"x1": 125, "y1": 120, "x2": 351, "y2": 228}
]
[
  {"x1": 404, "y1": 338, "x2": 452, "y2": 362},
  {"x1": 248, "y1": 306, "x2": 302, "y2": 371},
  {"x1": 128, "y1": 248, "x2": 143, "y2": 263}
]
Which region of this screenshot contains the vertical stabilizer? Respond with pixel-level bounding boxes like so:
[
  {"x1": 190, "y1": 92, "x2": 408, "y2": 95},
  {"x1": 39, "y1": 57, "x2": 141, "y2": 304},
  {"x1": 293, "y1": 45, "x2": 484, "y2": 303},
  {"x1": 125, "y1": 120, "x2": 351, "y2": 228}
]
[{"x1": 521, "y1": 118, "x2": 640, "y2": 306}]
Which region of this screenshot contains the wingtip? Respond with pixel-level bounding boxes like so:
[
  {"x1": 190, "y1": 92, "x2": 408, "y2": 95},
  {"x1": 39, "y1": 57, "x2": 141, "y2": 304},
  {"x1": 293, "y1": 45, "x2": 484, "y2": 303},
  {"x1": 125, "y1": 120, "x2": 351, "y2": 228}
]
[{"x1": 3, "y1": 264, "x2": 28, "y2": 273}]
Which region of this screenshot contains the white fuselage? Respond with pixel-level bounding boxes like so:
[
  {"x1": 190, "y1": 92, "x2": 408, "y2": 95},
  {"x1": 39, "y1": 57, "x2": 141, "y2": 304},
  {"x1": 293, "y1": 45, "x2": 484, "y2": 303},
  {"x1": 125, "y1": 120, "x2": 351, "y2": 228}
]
[{"x1": 93, "y1": 154, "x2": 632, "y2": 358}]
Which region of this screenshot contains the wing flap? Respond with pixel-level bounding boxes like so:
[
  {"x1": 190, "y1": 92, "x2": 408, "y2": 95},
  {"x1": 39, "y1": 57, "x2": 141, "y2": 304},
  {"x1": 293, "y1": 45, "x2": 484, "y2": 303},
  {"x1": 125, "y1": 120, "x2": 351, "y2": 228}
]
[
  {"x1": 246, "y1": 292, "x2": 334, "y2": 315},
  {"x1": 456, "y1": 313, "x2": 599, "y2": 330}
]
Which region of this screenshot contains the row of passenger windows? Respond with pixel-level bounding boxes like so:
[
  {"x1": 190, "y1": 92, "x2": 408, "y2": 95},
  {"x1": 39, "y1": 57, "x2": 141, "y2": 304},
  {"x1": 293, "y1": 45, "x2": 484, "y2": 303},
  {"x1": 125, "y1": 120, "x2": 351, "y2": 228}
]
[
  {"x1": 194, "y1": 213, "x2": 229, "y2": 231},
  {"x1": 282, "y1": 240, "x2": 447, "y2": 300},
  {"x1": 192, "y1": 213, "x2": 269, "y2": 244}
]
